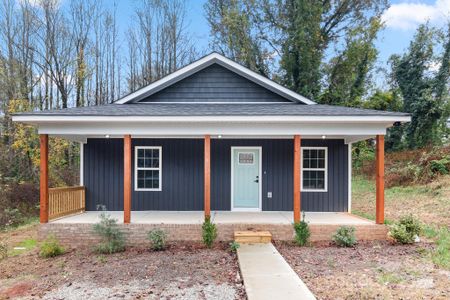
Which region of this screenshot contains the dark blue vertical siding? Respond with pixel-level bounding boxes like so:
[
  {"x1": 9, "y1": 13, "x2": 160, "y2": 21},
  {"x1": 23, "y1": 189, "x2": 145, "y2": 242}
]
[{"x1": 83, "y1": 138, "x2": 348, "y2": 212}]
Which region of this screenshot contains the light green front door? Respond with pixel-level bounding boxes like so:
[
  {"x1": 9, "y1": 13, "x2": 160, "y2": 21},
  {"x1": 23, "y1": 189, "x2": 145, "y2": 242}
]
[{"x1": 232, "y1": 148, "x2": 261, "y2": 210}]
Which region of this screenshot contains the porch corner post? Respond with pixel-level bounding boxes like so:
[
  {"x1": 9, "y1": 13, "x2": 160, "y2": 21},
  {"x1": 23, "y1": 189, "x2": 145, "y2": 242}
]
[
  {"x1": 204, "y1": 135, "x2": 211, "y2": 219},
  {"x1": 124, "y1": 134, "x2": 132, "y2": 224},
  {"x1": 376, "y1": 135, "x2": 385, "y2": 224},
  {"x1": 293, "y1": 135, "x2": 301, "y2": 223},
  {"x1": 40, "y1": 134, "x2": 49, "y2": 223}
]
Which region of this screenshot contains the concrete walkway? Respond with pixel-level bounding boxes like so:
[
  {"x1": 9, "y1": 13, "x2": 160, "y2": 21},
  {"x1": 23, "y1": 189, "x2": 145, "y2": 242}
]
[{"x1": 237, "y1": 243, "x2": 316, "y2": 300}]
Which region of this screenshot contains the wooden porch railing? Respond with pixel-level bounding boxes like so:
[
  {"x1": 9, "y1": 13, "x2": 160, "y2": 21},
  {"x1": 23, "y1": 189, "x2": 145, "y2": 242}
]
[{"x1": 48, "y1": 186, "x2": 85, "y2": 220}]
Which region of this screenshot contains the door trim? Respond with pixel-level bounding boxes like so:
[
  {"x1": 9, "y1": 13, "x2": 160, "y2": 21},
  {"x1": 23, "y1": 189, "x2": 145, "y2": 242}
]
[{"x1": 231, "y1": 146, "x2": 262, "y2": 211}]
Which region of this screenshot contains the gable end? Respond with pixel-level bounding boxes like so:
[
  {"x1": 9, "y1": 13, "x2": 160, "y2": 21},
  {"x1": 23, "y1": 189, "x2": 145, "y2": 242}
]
[{"x1": 138, "y1": 64, "x2": 293, "y2": 103}]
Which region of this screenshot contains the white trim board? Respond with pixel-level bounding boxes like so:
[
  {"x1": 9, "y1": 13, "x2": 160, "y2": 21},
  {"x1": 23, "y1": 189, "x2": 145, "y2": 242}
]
[
  {"x1": 36, "y1": 122, "x2": 391, "y2": 137},
  {"x1": 113, "y1": 53, "x2": 316, "y2": 105},
  {"x1": 231, "y1": 147, "x2": 262, "y2": 212},
  {"x1": 348, "y1": 143, "x2": 352, "y2": 213}
]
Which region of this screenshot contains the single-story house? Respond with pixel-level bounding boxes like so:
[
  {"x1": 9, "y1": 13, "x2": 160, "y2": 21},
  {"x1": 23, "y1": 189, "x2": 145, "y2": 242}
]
[{"x1": 13, "y1": 53, "x2": 410, "y2": 242}]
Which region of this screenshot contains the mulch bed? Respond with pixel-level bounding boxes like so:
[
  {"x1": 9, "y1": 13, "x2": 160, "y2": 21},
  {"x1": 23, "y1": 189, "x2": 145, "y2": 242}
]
[
  {"x1": 0, "y1": 240, "x2": 246, "y2": 299},
  {"x1": 276, "y1": 240, "x2": 450, "y2": 300}
]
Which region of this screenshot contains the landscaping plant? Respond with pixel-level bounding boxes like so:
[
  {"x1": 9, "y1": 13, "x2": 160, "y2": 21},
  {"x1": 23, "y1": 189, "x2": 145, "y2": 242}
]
[
  {"x1": 39, "y1": 235, "x2": 64, "y2": 258},
  {"x1": 332, "y1": 226, "x2": 357, "y2": 247},
  {"x1": 202, "y1": 216, "x2": 217, "y2": 248},
  {"x1": 229, "y1": 241, "x2": 240, "y2": 252},
  {"x1": 390, "y1": 215, "x2": 422, "y2": 244},
  {"x1": 0, "y1": 240, "x2": 7, "y2": 260},
  {"x1": 147, "y1": 229, "x2": 167, "y2": 251},
  {"x1": 93, "y1": 212, "x2": 126, "y2": 254},
  {"x1": 293, "y1": 212, "x2": 311, "y2": 246}
]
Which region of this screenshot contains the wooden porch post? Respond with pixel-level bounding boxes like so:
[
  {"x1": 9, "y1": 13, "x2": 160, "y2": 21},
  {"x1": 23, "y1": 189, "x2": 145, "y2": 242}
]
[
  {"x1": 376, "y1": 135, "x2": 385, "y2": 224},
  {"x1": 204, "y1": 135, "x2": 211, "y2": 219},
  {"x1": 124, "y1": 135, "x2": 132, "y2": 224},
  {"x1": 40, "y1": 134, "x2": 49, "y2": 223},
  {"x1": 293, "y1": 135, "x2": 301, "y2": 223}
]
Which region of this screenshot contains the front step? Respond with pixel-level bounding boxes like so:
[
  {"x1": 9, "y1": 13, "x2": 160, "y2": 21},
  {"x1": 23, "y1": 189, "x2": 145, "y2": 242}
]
[{"x1": 234, "y1": 231, "x2": 272, "y2": 244}]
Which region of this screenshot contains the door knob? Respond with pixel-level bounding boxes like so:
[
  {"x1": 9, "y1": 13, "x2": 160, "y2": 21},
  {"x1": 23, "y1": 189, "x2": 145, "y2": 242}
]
[{"x1": 254, "y1": 175, "x2": 259, "y2": 183}]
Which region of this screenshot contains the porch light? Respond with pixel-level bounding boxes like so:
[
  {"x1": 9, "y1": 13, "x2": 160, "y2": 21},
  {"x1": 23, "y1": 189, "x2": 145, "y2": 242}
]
[
  {"x1": 218, "y1": 135, "x2": 222, "y2": 139},
  {"x1": 105, "y1": 134, "x2": 110, "y2": 138},
  {"x1": 321, "y1": 135, "x2": 326, "y2": 139}
]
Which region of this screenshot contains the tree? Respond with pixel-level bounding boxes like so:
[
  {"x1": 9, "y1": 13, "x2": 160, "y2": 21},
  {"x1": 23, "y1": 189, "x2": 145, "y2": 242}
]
[
  {"x1": 126, "y1": 0, "x2": 197, "y2": 92},
  {"x1": 204, "y1": 0, "x2": 269, "y2": 76},
  {"x1": 258, "y1": 0, "x2": 387, "y2": 99},
  {"x1": 390, "y1": 23, "x2": 449, "y2": 148},
  {"x1": 320, "y1": 18, "x2": 382, "y2": 106}
]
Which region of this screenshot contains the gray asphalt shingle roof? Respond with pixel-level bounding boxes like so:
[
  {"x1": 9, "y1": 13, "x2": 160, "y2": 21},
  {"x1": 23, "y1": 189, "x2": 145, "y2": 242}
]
[{"x1": 16, "y1": 103, "x2": 409, "y2": 117}]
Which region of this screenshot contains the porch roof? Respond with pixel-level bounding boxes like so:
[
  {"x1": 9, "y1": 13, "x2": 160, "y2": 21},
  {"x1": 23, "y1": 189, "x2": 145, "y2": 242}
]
[{"x1": 14, "y1": 102, "x2": 409, "y2": 118}]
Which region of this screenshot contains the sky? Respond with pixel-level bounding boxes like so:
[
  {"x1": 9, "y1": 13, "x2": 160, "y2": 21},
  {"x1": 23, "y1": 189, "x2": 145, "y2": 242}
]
[{"x1": 114, "y1": 0, "x2": 450, "y2": 69}]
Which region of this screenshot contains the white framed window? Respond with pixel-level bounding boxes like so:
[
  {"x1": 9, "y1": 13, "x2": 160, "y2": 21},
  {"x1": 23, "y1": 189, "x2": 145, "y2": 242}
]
[
  {"x1": 135, "y1": 146, "x2": 162, "y2": 191},
  {"x1": 301, "y1": 147, "x2": 328, "y2": 192}
]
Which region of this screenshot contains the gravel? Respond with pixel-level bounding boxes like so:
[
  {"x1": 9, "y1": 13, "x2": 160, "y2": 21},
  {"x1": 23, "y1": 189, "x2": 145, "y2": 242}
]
[{"x1": 26, "y1": 279, "x2": 237, "y2": 300}]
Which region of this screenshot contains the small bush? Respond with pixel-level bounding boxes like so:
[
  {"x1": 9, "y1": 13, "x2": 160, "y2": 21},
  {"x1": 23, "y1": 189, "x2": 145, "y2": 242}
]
[
  {"x1": 0, "y1": 241, "x2": 7, "y2": 260},
  {"x1": 293, "y1": 212, "x2": 310, "y2": 246},
  {"x1": 229, "y1": 241, "x2": 240, "y2": 252},
  {"x1": 202, "y1": 216, "x2": 217, "y2": 248},
  {"x1": 390, "y1": 215, "x2": 422, "y2": 244},
  {"x1": 333, "y1": 226, "x2": 357, "y2": 247},
  {"x1": 93, "y1": 212, "x2": 126, "y2": 254},
  {"x1": 39, "y1": 235, "x2": 64, "y2": 258},
  {"x1": 147, "y1": 229, "x2": 167, "y2": 251},
  {"x1": 430, "y1": 158, "x2": 450, "y2": 175}
]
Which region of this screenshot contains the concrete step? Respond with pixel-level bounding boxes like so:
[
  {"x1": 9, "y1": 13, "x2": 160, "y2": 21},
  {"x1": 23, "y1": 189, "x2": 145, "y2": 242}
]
[{"x1": 234, "y1": 231, "x2": 272, "y2": 243}]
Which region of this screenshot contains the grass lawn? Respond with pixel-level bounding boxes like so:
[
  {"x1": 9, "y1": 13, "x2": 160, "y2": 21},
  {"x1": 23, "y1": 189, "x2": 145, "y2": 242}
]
[{"x1": 352, "y1": 175, "x2": 450, "y2": 227}]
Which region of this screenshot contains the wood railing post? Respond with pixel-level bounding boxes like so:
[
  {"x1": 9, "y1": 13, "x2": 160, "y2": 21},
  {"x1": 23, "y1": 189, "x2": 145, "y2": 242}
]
[
  {"x1": 40, "y1": 134, "x2": 49, "y2": 223},
  {"x1": 124, "y1": 135, "x2": 132, "y2": 224},
  {"x1": 204, "y1": 135, "x2": 211, "y2": 219},
  {"x1": 376, "y1": 135, "x2": 385, "y2": 224},
  {"x1": 293, "y1": 135, "x2": 301, "y2": 223}
]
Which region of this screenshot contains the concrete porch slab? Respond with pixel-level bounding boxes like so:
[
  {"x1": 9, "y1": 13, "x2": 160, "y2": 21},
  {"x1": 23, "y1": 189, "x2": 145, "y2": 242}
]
[{"x1": 51, "y1": 211, "x2": 374, "y2": 225}]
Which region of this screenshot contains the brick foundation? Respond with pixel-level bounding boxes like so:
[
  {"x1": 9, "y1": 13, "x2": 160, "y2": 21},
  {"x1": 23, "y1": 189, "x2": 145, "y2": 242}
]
[{"x1": 39, "y1": 222, "x2": 388, "y2": 247}]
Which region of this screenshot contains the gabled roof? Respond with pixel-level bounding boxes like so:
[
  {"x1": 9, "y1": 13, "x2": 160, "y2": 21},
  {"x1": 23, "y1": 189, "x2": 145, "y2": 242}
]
[
  {"x1": 14, "y1": 103, "x2": 410, "y2": 119},
  {"x1": 114, "y1": 52, "x2": 316, "y2": 105}
]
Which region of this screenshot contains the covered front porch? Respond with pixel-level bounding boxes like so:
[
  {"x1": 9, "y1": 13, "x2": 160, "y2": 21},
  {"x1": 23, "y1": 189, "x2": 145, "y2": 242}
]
[{"x1": 38, "y1": 134, "x2": 387, "y2": 226}]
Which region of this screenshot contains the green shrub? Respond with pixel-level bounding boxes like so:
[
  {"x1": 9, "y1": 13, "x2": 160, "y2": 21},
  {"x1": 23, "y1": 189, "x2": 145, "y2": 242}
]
[
  {"x1": 293, "y1": 213, "x2": 310, "y2": 246},
  {"x1": 202, "y1": 216, "x2": 217, "y2": 248},
  {"x1": 39, "y1": 235, "x2": 64, "y2": 258},
  {"x1": 229, "y1": 241, "x2": 240, "y2": 252},
  {"x1": 0, "y1": 241, "x2": 7, "y2": 260},
  {"x1": 147, "y1": 229, "x2": 167, "y2": 251},
  {"x1": 430, "y1": 157, "x2": 450, "y2": 175},
  {"x1": 93, "y1": 212, "x2": 126, "y2": 254},
  {"x1": 389, "y1": 215, "x2": 422, "y2": 244},
  {"x1": 333, "y1": 226, "x2": 357, "y2": 247}
]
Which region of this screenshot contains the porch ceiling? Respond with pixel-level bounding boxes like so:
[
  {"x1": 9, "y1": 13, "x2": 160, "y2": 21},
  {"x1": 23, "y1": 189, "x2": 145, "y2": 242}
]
[{"x1": 51, "y1": 211, "x2": 374, "y2": 225}]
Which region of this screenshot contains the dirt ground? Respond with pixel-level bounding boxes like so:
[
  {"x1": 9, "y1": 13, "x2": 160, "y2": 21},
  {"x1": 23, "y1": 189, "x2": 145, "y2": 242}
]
[
  {"x1": 0, "y1": 227, "x2": 245, "y2": 300},
  {"x1": 277, "y1": 240, "x2": 450, "y2": 300}
]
